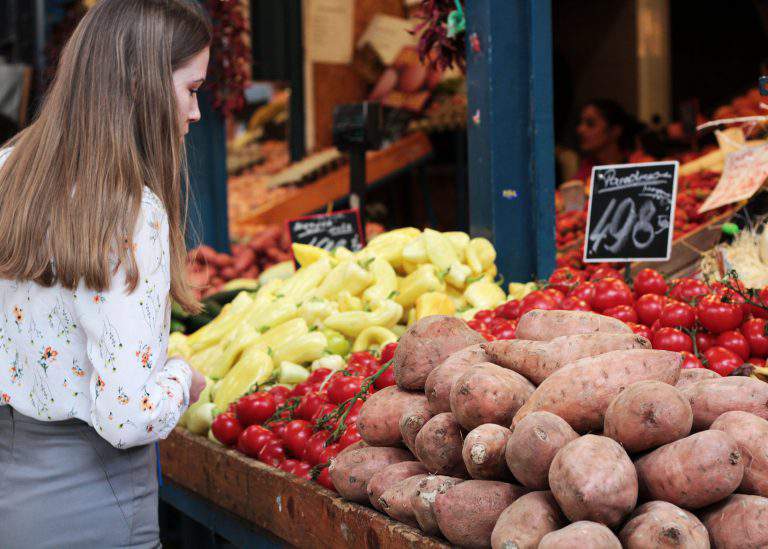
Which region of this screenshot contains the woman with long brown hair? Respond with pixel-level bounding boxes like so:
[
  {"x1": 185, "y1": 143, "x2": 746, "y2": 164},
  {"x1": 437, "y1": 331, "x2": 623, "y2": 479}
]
[{"x1": 0, "y1": 1, "x2": 210, "y2": 546}]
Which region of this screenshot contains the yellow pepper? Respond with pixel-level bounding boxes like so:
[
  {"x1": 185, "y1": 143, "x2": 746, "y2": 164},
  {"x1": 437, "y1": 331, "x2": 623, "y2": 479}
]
[
  {"x1": 333, "y1": 247, "x2": 354, "y2": 261},
  {"x1": 253, "y1": 318, "x2": 309, "y2": 352},
  {"x1": 445, "y1": 261, "x2": 472, "y2": 289},
  {"x1": 407, "y1": 307, "x2": 417, "y2": 326},
  {"x1": 466, "y1": 237, "x2": 497, "y2": 274},
  {"x1": 316, "y1": 259, "x2": 373, "y2": 299},
  {"x1": 279, "y1": 256, "x2": 333, "y2": 301},
  {"x1": 396, "y1": 264, "x2": 445, "y2": 309},
  {"x1": 363, "y1": 258, "x2": 397, "y2": 306},
  {"x1": 352, "y1": 326, "x2": 398, "y2": 352},
  {"x1": 298, "y1": 297, "x2": 338, "y2": 325},
  {"x1": 257, "y1": 261, "x2": 295, "y2": 285},
  {"x1": 336, "y1": 291, "x2": 364, "y2": 312},
  {"x1": 255, "y1": 278, "x2": 284, "y2": 300},
  {"x1": 208, "y1": 322, "x2": 259, "y2": 379},
  {"x1": 324, "y1": 299, "x2": 403, "y2": 337},
  {"x1": 244, "y1": 297, "x2": 298, "y2": 332},
  {"x1": 168, "y1": 332, "x2": 192, "y2": 362},
  {"x1": 272, "y1": 331, "x2": 328, "y2": 364},
  {"x1": 445, "y1": 284, "x2": 468, "y2": 310},
  {"x1": 355, "y1": 228, "x2": 420, "y2": 270},
  {"x1": 403, "y1": 236, "x2": 428, "y2": 264},
  {"x1": 213, "y1": 348, "x2": 273, "y2": 411},
  {"x1": 423, "y1": 228, "x2": 458, "y2": 272},
  {"x1": 187, "y1": 292, "x2": 254, "y2": 351},
  {"x1": 276, "y1": 361, "x2": 310, "y2": 385},
  {"x1": 189, "y1": 345, "x2": 221, "y2": 377},
  {"x1": 464, "y1": 279, "x2": 506, "y2": 309},
  {"x1": 292, "y1": 243, "x2": 334, "y2": 267},
  {"x1": 508, "y1": 281, "x2": 538, "y2": 300},
  {"x1": 459, "y1": 307, "x2": 480, "y2": 321},
  {"x1": 402, "y1": 260, "x2": 419, "y2": 275},
  {"x1": 443, "y1": 231, "x2": 470, "y2": 262},
  {"x1": 222, "y1": 278, "x2": 261, "y2": 291},
  {"x1": 415, "y1": 291, "x2": 456, "y2": 320},
  {"x1": 391, "y1": 324, "x2": 408, "y2": 338}
]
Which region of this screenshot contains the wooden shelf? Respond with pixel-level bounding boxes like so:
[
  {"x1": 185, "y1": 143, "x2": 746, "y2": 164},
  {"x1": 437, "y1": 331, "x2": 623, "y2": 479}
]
[
  {"x1": 160, "y1": 428, "x2": 449, "y2": 549},
  {"x1": 235, "y1": 132, "x2": 432, "y2": 228}
]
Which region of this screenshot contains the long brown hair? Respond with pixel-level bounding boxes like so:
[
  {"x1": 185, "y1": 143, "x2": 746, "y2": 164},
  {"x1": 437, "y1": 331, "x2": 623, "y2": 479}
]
[{"x1": 0, "y1": 0, "x2": 211, "y2": 313}]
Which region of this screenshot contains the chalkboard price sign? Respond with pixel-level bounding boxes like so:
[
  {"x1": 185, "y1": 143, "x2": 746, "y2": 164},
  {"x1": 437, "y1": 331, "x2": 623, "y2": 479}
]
[
  {"x1": 287, "y1": 209, "x2": 365, "y2": 257},
  {"x1": 584, "y1": 161, "x2": 679, "y2": 262}
]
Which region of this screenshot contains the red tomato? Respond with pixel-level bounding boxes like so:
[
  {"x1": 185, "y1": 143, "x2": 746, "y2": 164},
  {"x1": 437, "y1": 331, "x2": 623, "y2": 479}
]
[
  {"x1": 491, "y1": 321, "x2": 516, "y2": 340},
  {"x1": 494, "y1": 300, "x2": 521, "y2": 320},
  {"x1": 235, "y1": 392, "x2": 276, "y2": 427},
  {"x1": 652, "y1": 327, "x2": 693, "y2": 353},
  {"x1": 211, "y1": 413, "x2": 243, "y2": 447},
  {"x1": 589, "y1": 267, "x2": 622, "y2": 280},
  {"x1": 548, "y1": 267, "x2": 587, "y2": 295},
  {"x1": 374, "y1": 363, "x2": 396, "y2": 390},
  {"x1": 659, "y1": 301, "x2": 696, "y2": 330},
  {"x1": 289, "y1": 381, "x2": 317, "y2": 398},
  {"x1": 747, "y1": 287, "x2": 768, "y2": 319},
  {"x1": 308, "y1": 368, "x2": 333, "y2": 384},
  {"x1": 302, "y1": 430, "x2": 332, "y2": 465},
  {"x1": 519, "y1": 291, "x2": 558, "y2": 316},
  {"x1": 282, "y1": 419, "x2": 314, "y2": 457},
  {"x1": 311, "y1": 403, "x2": 337, "y2": 426},
  {"x1": 337, "y1": 424, "x2": 362, "y2": 449},
  {"x1": 316, "y1": 467, "x2": 335, "y2": 491},
  {"x1": 257, "y1": 440, "x2": 286, "y2": 467},
  {"x1": 474, "y1": 309, "x2": 496, "y2": 324},
  {"x1": 318, "y1": 443, "x2": 342, "y2": 465},
  {"x1": 591, "y1": 278, "x2": 633, "y2": 313},
  {"x1": 680, "y1": 351, "x2": 703, "y2": 369},
  {"x1": 378, "y1": 342, "x2": 398, "y2": 365},
  {"x1": 669, "y1": 278, "x2": 709, "y2": 303},
  {"x1": 626, "y1": 322, "x2": 652, "y2": 340},
  {"x1": 278, "y1": 459, "x2": 301, "y2": 474},
  {"x1": 346, "y1": 352, "x2": 378, "y2": 376},
  {"x1": 327, "y1": 374, "x2": 368, "y2": 405},
  {"x1": 268, "y1": 420, "x2": 288, "y2": 441},
  {"x1": 703, "y1": 346, "x2": 742, "y2": 376},
  {"x1": 741, "y1": 318, "x2": 768, "y2": 357},
  {"x1": 542, "y1": 288, "x2": 565, "y2": 307},
  {"x1": 568, "y1": 281, "x2": 596, "y2": 306},
  {"x1": 293, "y1": 461, "x2": 313, "y2": 480},
  {"x1": 633, "y1": 268, "x2": 668, "y2": 296},
  {"x1": 295, "y1": 391, "x2": 328, "y2": 421},
  {"x1": 560, "y1": 296, "x2": 591, "y2": 312},
  {"x1": 467, "y1": 319, "x2": 486, "y2": 331},
  {"x1": 603, "y1": 304, "x2": 638, "y2": 324},
  {"x1": 715, "y1": 330, "x2": 750, "y2": 361},
  {"x1": 479, "y1": 331, "x2": 495, "y2": 341},
  {"x1": 238, "y1": 425, "x2": 277, "y2": 458},
  {"x1": 694, "y1": 331, "x2": 716, "y2": 354},
  {"x1": 634, "y1": 294, "x2": 665, "y2": 326},
  {"x1": 696, "y1": 295, "x2": 744, "y2": 334},
  {"x1": 268, "y1": 386, "x2": 291, "y2": 407},
  {"x1": 340, "y1": 400, "x2": 364, "y2": 427},
  {"x1": 748, "y1": 357, "x2": 766, "y2": 367}
]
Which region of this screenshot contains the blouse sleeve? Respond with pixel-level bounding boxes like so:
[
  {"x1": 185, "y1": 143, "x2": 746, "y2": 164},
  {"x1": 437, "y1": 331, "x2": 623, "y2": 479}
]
[{"x1": 73, "y1": 191, "x2": 192, "y2": 449}]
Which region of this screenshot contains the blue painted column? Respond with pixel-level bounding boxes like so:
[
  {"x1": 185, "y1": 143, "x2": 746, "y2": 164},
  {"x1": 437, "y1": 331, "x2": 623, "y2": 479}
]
[{"x1": 465, "y1": 0, "x2": 556, "y2": 282}]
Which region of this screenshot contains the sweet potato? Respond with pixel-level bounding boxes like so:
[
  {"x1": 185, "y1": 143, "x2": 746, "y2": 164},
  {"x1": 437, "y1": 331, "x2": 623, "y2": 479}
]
[
  {"x1": 399, "y1": 400, "x2": 434, "y2": 454},
  {"x1": 675, "y1": 368, "x2": 719, "y2": 389},
  {"x1": 711, "y1": 411, "x2": 768, "y2": 497},
  {"x1": 462, "y1": 424, "x2": 512, "y2": 480},
  {"x1": 378, "y1": 474, "x2": 429, "y2": 527},
  {"x1": 490, "y1": 491, "x2": 565, "y2": 549},
  {"x1": 700, "y1": 494, "x2": 768, "y2": 549},
  {"x1": 450, "y1": 362, "x2": 535, "y2": 431},
  {"x1": 483, "y1": 332, "x2": 649, "y2": 385},
  {"x1": 505, "y1": 411, "x2": 578, "y2": 490},
  {"x1": 619, "y1": 501, "x2": 709, "y2": 549},
  {"x1": 635, "y1": 430, "x2": 743, "y2": 509},
  {"x1": 357, "y1": 386, "x2": 428, "y2": 446},
  {"x1": 603, "y1": 380, "x2": 693, "y2": 452},
  {"x1": 425, "y1": 344, "x2": 490, "y2": 414},
  {"x1": 433, "y1": 480, "x2": 527, "y2": 548},
  {"x1": 515, "y1": 309, "x2": 632, "y2": 341},
  {"x1": 411, "y1": 475, "x2": 464, "y2": 535},
  {"x1": 328, "y1": 446, "x2": 413, "y2": 503},
  {"x1": 681, "y1": 377, "x2": 768, "y2": 430},
  {"x1": 414, "y1": 412, "x2": 467, "y2": 476},
  {"x1": 367, "y1": 461, "x2": 428, "y2": 511},
  {"x1": 393, "y1": 315, "x2": 485, "y2": 390},
  {"x1": 538, "y1": 521, "x2": 622, "y2": 549},
  {"x1": 549, "y1": 435, "x2": 638, "y2": 527},
  {"x1": 513, "y1": 349, "x2": 682, "y2": 432}
]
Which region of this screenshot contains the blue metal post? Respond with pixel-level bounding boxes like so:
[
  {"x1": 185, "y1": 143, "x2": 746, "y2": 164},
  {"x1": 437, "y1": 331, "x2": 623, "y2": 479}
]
[{"x1": 466, "y1": 0, "x2": 556, "y2": 282}]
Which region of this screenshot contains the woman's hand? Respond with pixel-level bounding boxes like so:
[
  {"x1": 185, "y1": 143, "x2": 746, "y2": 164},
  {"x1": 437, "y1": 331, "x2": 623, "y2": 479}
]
[{"x1": 189, "y1": 369, "x2": 207, "y2": 406}]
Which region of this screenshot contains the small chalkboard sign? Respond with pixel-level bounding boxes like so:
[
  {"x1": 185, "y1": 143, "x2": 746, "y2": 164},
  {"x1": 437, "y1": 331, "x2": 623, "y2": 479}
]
[
  {"x1": 287, "y1": 209, "x2": 365, "y2": 258},
  {"x1": 584, "y1": 161, "x2": 679, "y2": 262}
]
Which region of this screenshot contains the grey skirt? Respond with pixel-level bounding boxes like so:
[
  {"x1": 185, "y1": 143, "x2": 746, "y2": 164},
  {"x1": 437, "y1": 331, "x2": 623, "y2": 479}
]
[{"x1": 0, "y1": 406, "x2": 160, "y2": 549}]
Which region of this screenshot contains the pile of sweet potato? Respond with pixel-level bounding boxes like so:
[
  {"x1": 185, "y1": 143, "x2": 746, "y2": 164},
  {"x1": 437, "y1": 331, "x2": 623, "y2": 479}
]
[
  {"x1": 329, "y1": 310, "x2": 768, "y2": 548},
  {"x1": 187, "y1": 225, "x2": 292, "y2": 298}
]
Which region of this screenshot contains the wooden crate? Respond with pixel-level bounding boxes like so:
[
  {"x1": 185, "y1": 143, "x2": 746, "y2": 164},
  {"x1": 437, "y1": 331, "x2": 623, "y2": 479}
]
[{"x1": 160, "y1": 429, "x2": 449, "y2": 549}]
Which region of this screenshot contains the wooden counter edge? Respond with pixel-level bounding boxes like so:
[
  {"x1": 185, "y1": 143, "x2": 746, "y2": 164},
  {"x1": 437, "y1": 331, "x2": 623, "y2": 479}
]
[{"x1": 160, "y1": 428, "x2": 449, "y2": 549}]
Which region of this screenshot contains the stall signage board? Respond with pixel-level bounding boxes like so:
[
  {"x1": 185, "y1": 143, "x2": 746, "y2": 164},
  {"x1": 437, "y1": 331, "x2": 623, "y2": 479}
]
[
  {"x1": 287, "y1": 209, "x2": 364, "y2": 259},
  {"x1": 698, "y1": 143, "x2": 768, "y2": 214},
  {"x1": 584, "y1": 161, "x2": 679, "y2": 262}
]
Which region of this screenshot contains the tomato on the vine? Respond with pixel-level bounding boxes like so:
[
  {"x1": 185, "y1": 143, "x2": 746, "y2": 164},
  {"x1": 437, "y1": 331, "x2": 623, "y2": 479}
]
[
  {"x1": 289, "y1": 381, "x2": 318, "y2": 398},
  {"x1": 741, "y1": 318, "x2": 768, "y2": 357},
  {"x1": 235, "y1": 392, "x2": 276, "y2": 427},
  {"x1": 603, "y1": 304, "x2": 638, "y2": 324},
  {"x1": 379, "y1": 342, "x2": 398, "y2": 365},
  {"x1": 568, "y1": 281, "x2": 596, "y2": 306},
  {"x1": 747, "y1": 287, "x2": 768, "y2": 319},
  {"x1": 318, "y1": 443, "x2": 341, "y2": 465},
  {"x1": 489, "y1": 318, "x2": 516, "y2": 340},
  {"x1": 311, "y1": 403, "x2": 337, "y2": 426},
  {"x1": 591, "y1": 278, "x2": 633, "y2": 313},
  {"x1": 560, "y1": 296, "x2": 591, "y2": 312},
  {"x1": 589, "y1": 267, "x2": 622, "y2": 281},
  {"x1": 268, "y1": 385, "x2": 291, "y2": 407},
  {"x1": 494, "y1": 300, "x2": 521, "y2": 320},
  {"x1": 474, "y1": 309, "x2": 496, "y2": 325},
  {"x1": 278, "y1": 459, "x2": 301, "y2": 475},
  {"x1": 293, "y1": 461, "x2": 313, "y2": 480},
  {"x1": 715, "y1": 330, "x2": 751, "y2": 361},
  {"x1": 211, "y1": 413, "x2": 243, "y2": 447},
  {"x1": 652, "y1": 327, "x2": 693, "y2": 353},
  {"x1": 339, "y1": 399, "x2": 364, "y2": 427},
  {"x1": 518, "y1": 291, "x2": 558, "y2": 316},
  {"x1": 694, "y1": 331, "x2": 716, "y2": 354},
  {"x1": 542, "y1": 288, "x2": 565, "y2": 307},
  {"x1": 634, "y1": 293, "x2": 665, "y2": 327},
  {"x1": 316, "y1": 467, "x2": 335, "y2": 491},
  {"x1": 467, "y1": 319, "x2": 486, "y2": 332},
  {"x1": 346, "y1": 352, "x2": 378, "y2": 376},
  {"x1": 282, "y1": 419, "x2": 314, "y2": 457},
  {"x1": 268, "y1": 420, "x2": 288, "y2": 441},
  {"x1": 680, "y1": 351, "x2": 703, "y2": 370},
  {"x1": 302, "y1": 430, "x2": 332, "y2": 465},
  {"x1": 669, "y1": 278, "x2": 709, "y2": 304},
  {"x1": 659, "y1": 301, "x2": 696, "y2": 330},
  {"x1": 696, "y1": 295, "x2": 743, "y2": 334},
  {"x1": 258, "y1": 440, "x2": 286, "y2": 467},
  {"x1": 748, "y1": 357, "x2": 766, "y2": 367},
  {"x1": 626, "y1": 322, "x2": 652, "y2": 340},
  {"x1": 634, "y1": 268, "x2": 668, "y2": 296},
  {"x1": 327, "y1": 374, "x2": 368, "y2": 405},
  {"x1": 337, "y1": 423, "x2": 362, "y2": 449},
  {"x1": 548, "y1": 267, "x2": 587, "y2": 295},
  {"x1": 295, "y1": 391, "x2": 328, "y2": 422},
  {"x1": 308, "y1": 368, "x2": 333, "y2": 384},
  {"x1": 703, "y1": 346, "x2": 742, "y2": 376},
  {"x1": 374, "y1": 363, "x2": 396, "y2": 390},
  {"x1": 238, "y1": 425, "x2": 277, "y2": 458}
]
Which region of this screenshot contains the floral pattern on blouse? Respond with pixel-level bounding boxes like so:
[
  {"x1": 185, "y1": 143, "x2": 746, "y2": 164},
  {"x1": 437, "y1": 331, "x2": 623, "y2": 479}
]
[{"x1": 0, "y1": 176, "x2": 192, "y2": 449}]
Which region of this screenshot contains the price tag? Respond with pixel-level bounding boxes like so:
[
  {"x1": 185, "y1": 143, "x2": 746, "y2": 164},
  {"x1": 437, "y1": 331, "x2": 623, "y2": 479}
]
[
  {"x1": 698, "y1": 143, "x2": 768, "y2": 214},
  {"x1": 584, "y1": 161, "x2": 679, "y2": 262},
  {"x1": 287, "y1": 209, "x2": 365, "y2": 262}
]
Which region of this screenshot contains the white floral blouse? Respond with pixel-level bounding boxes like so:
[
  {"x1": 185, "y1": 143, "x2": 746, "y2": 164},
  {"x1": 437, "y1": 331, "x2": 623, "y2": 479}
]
[{"x1": 0, "y1": 150, "x2": 192, "y2": 448}]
